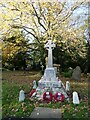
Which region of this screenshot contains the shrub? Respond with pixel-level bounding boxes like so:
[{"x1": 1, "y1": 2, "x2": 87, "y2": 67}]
[{"x1": 62, "y1": 71, "x2": 72, "y2": 78}]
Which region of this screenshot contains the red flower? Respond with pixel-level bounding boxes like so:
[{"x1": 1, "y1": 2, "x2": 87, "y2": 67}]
[
  {"x1": 43, "y1": 92, "x2": 53, "y2": 102},
  {"x1": 54, "y1": 92, "x2": 65, "y2": 102},
  {"x1": 29, "y1": 89, "x2": 36, "y2": 97}
]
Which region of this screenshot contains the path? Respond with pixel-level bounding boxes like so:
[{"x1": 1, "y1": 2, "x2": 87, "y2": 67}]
[{"x1": 30, "y1": 107, "x2": 62, "y2": 118}]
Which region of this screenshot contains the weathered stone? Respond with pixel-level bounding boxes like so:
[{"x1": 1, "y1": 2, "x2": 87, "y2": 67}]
[
  {"x1": 31, "y1": 40, "x2": 68, "y2": 100},
  {"x1": 66, "y1": 81, "x2": 70, "y2": 91},
  {"x1": 19, "y1": 90, "x2": 25, "y2": 102},
  {"x1": 73, "y1": 91, "x2": 80, "y2": 104},
  {"x1": 30, "y1": 107, "x2": 62, "y2": 118},
  {"x1": 72, "y1": 66, "x2": 81, "y2": 81},
  {"x1": 33, "y1": 80, "x2": 37, "y2": 89}
]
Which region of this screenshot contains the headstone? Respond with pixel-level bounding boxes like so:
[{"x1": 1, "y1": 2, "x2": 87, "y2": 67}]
[
  {"x1": 73, "y1": 91, "x2": 80, "y2": 104},
  {"x1": 13, "y1": 68, "x2": 15, "y2": 71},
  {"x1": 41, "y1": 65, "x2": 44, "y2": 74},
  {"x1": 33, "y1": 80, "x2": 37, "y2": 89},
  {"x1": 19, "y1": 90, "x2": 25, "y2": 102},
  {"x1": 66, "y1": 81, "x2": 70, "y2": 91},
  {"x1": 87, "y1": 73, "x2": 90, "y2": 77},
  {"x1": 72, "y1": 66, "x2": 81, "y2": 81},
  {"x1": 41, "y1": 65, "x2": 44, "y2": 71}
]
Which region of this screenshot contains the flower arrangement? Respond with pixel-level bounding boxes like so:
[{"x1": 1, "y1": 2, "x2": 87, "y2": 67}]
[
  {"x1": 43, "y1": 92, "x2": 53, "y2": 102},
  {"x1": 54, "y1": 92, "x2": 65, "y2": 102},
  {"x1": 29, "y1": 89, "x2": 36, "y2": 97}
]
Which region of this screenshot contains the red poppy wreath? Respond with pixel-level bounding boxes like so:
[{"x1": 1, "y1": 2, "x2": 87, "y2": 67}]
[
  {"x1": 29, "y1": 89, "x2": 36, "y2": 97},
  {"x1": 43, "y1": 92, "x2": 53, "y2": 102},
  {"x1": 54, "y1": 92, "x2": 65, "y2": 102}
]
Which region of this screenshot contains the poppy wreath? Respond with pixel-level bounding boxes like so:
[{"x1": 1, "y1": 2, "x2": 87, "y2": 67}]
[
  {"x1": 43, "y1": 92, "x2": 53, "y2": 102},
  {"x1": 54, "y1": 92, "x2": 65, "y2": 102},
  {"x1": 29, "y1": 89, "x2": 36, "y2": 97}
]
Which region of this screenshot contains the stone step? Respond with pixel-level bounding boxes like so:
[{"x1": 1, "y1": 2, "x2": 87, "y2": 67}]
[{"x1": 30, "y1": 107, "x2": 62, "y2": 118}]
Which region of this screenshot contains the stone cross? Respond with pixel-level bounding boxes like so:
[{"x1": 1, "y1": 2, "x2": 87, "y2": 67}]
[{"x1": 44, "y1": 40, "x2": 56, "y2": 67}]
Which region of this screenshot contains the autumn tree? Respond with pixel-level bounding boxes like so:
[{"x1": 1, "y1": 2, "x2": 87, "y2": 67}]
[
  {"x1": 87, "y1": 3, "x2": 90, "y2": 73},
  {"x1": 2, "y1": 29, "x2": 30, "y2": 70},
  {"x1": 0, "y1": 0, "x2": 89, "y2": 70}
]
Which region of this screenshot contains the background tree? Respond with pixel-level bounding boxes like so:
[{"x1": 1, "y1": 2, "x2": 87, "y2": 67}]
[
  {"x1": 0, "y1": 0, "x2": 89, "y2": 71},
  {"x1": 2, "y1": 29, "x2": 30, "y2": 70}
]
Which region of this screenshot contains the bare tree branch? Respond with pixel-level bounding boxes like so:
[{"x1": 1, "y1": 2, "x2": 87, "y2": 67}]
[
  {"x1": 38, "y1": 1, "x2": 47, "y2": 25},
  {"x1": 23, "y1": 27, "x2": 40, "y2": 44},
  {"x1": 23, "y1": 28, "x2": 37, "y2": 39},
  {"x1": 59, "y1": 2, "x2": 84, "y2": 23},
  {"x1": 23, "y1": 26, "x2": 36, "y2": 33},
  {"x1": 31, "y1": 3, "x2": 47, "y2": 31}
]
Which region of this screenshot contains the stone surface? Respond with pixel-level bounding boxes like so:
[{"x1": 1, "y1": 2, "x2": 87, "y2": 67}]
[
  {"x1": 44, "y1": 67, "x2": 56, "y2": 81},
  {"x1": 54, "y1": 67, "x2": 57, "y2": 74},
  {"x1": 30, "y1": 107, "x2": 62, "y2": 118},
  {"x1": 19, "y1": 90, "x2": 25, "y2": 102},
  {"x1": 72, "y1": 66, "x2": 81, "y2": 81},
  {"x1": 31, "y1": 40, "x2": 68, "y2": 100},
  {"x1": 33, "y1": 80, "x2": 37, "y2": 89},
  {"x1": 73, "y1": 91, "x2": 80, "y2": 104},
  {"x1": 44, "y1": 40, "x2": 56, "y2": 68},
  {"x1": 66, "y1": 81, "x2": 70, "y2": 91},
  {"x1": 38, "y1": 68, "x2": 61, "y2": 89}
]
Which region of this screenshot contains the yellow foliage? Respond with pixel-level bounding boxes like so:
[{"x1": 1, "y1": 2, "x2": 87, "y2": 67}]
[{"x1": 0, "y1": 0, "x2": 87, "y2": 60}]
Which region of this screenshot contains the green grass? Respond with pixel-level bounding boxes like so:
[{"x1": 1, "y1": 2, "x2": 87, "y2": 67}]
[
  {"x1": 62, "y1": 102, "x2": 88, "y2": 118},
  {"x1": 2, "y1": 71, "x2": 41, "y2": 118},
  {"x1": 2, "y1": 81, "x2": 35, "y2": 118},
  {"x1": 2, "y1": 71, "x2": 89, "y2": 119}
]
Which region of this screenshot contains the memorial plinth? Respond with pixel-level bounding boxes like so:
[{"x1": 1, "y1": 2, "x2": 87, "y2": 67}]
[
  {"x1": 38, "y1": 67, "x2": 61, "y2": 88},
  {"x1": 35, "y1": 40, "x2": 68, "y2": 99}
]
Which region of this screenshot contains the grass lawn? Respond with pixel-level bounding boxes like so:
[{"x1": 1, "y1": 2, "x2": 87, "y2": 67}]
[{"x1": 2, "y1": 71, "x2": 89, "y2": 119}]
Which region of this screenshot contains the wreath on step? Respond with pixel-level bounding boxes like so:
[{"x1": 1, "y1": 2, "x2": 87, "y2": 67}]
[
  {"x1": 43, "y1": 92, "x2": 53, "y2": 102},
  {"x1": 29, "y1": 89, "x2": 36, "y2": 97},
  {"x1": 54, "y1": 92, "x2": 65, "y2": 102}
]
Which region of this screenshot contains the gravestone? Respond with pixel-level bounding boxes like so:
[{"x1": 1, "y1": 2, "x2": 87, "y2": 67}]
[
  {"x1": 33, "y1": 80, "x2": 37, "y2": 89},
  {"x1": 73, "y1": 91, "x2": 80, "y2": 104},
  {"x1": 66, "y1": 81, "x2": 70, "y2": 91},
  {"x1": 72, "y1": 66, "x2": 81, "y2": 81},
  {"x1": 41, "y1": 65, "x2": 44, "y2": 74},
  {"x1": 13, "y1": 68, "x2": 15, "y2": 71},
  {"x1": 19, "y1": 90, "x2": 25, "y2": 102}
]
